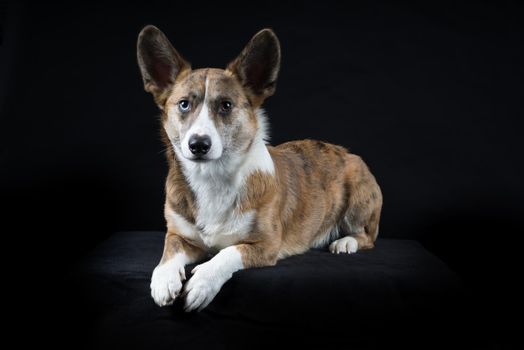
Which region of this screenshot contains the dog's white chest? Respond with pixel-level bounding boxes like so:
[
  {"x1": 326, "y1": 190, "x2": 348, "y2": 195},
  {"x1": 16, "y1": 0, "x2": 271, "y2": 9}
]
[
  {"x1": 169, "y1": 131, "x2": 274, "y2": 252},
  {"x1": 166, "y1": 208, "x2": 254, "y2": 251},
  {"x1": 197, "y1": 209, "x2": 255, "y2": 250}
]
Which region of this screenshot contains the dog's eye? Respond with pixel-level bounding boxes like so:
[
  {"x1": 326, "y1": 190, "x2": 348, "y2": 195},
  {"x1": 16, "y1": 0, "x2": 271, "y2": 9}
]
[
  {"x1": 219, "y1": 101, "x2": 232, "y2": 113},
  {"x1": 178, "y1": 100, "x2": 190, "y2": 112}
]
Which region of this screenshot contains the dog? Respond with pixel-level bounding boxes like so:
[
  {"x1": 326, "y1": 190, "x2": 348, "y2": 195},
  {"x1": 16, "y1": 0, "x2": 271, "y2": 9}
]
[{"x1": 137, "y1": 26, "x2": 382, "y2": 311}]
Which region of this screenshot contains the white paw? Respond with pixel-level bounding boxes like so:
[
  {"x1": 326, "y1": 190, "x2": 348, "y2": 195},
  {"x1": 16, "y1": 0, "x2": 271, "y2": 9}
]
[
  {"x1": 183, "y1": 261, "x2": 224, "y2": 312},
  {"x1": 329, "y1": 236, "x2": 359, "y2": 254},
  {"x1": 150, "y1": 260, "x2": 186, "y2": 307}
]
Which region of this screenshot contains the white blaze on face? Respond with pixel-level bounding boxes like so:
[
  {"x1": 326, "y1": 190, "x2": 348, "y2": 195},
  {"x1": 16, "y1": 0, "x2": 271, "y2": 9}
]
[{"x1": 181, "y1": 77, "x2": 223, "y2": 160}]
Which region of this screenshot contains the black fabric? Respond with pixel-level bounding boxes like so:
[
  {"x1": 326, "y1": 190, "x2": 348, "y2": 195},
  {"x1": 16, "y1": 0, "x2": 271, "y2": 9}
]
[{"x1": 76, "y1": 231, "x2": 485, "y2": 349}]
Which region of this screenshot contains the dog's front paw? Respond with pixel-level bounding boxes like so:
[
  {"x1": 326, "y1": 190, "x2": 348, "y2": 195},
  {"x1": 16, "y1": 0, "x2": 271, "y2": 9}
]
[
  {"x1": 329, "y1": 236, "x2": 358, "y2": 254},
  {"x1": 183, "y1": 262, "x2": 223, "y2": 312},
  {"x1": 150, "y1": 260, "x2": 186, "y2": 307}
]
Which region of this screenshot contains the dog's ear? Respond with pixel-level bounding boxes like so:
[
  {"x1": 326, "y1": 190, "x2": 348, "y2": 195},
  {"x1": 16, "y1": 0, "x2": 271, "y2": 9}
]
[
  {"x1": 137, "y1": 25, "x2": 190, "y2": 107},
  {"x1": 226, "y1": 28, "x2": 281, "y2": 106}
]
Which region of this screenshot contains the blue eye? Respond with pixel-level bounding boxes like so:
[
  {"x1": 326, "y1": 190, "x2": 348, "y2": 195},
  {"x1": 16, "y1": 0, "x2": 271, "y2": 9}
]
[{"x1": 178, "y1": 99, "x2": 190, "y2": 112}]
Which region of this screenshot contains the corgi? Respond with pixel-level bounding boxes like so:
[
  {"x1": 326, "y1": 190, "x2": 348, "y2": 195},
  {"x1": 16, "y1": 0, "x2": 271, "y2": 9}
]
[{"x1": 137, "y1": 26, "x2": 382, "y2": 311}]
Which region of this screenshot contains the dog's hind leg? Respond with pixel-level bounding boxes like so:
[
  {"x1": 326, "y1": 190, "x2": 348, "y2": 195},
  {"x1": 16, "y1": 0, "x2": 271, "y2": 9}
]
[
  {"x1": 329, "y1": 154, "x2": 382, "y2": 254},
  {"x1": 329, "y1": 203, "x2": 381, "y2": 254}
]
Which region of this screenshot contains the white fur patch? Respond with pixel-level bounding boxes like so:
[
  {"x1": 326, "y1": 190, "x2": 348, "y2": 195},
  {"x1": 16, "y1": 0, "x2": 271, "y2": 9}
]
[
  {"x1": 181, "y1": 77, "x2": 223, "y2": 160},
  {"x1": 150, "y1": 253, "x2": 190, "y2": 306},
  {"x1": 240, "y1": 110, "x2": 274, "y2": 177},
  {"x1": 183, "y1": 246, "x2": 244, "y2": 312},
  {"x1": 200, "y1": 210, "x2": 256, "y2": 250},
  {"x1": 329, "y1": 236, "x2": 359, "y2": 254},
  {"x1": 165, "y1": 209, "x2": 201, "y2": 242},
  {"x1": 169, "y1": 151, "x2": 258, "y2": 243},
  {"x1": 255, "y1": 108, "x2": 271, "y2": 143},
  {"x1": 166, "y1": 205, "x2": 253, "y2": 251}
]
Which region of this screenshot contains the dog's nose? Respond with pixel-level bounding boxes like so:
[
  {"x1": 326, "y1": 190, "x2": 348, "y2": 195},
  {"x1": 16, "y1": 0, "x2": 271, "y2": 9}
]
[{"x1": 188, "y1": 135, "x2": 212, "y2": 155}]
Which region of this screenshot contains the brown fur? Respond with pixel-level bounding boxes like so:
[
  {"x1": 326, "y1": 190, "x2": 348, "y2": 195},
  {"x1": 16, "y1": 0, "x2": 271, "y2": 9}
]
[
  {"x1": 162, "y1": 134, "x2": 197, "y2": 224},
  {"x1": 159, "y1": 231, "x2": 206, "y2": 265},
  {"x1": 271, "y1": 141, "x2": 381, "y2": 258}
]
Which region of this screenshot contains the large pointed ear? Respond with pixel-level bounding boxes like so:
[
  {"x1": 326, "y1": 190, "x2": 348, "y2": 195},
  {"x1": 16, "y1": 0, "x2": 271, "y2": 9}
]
[
  {"x1": 226, "y1": 28, "x2": 281, "y2": 106},
  {"x1": 137, "y1": 25, "x2": 190, "y2": 107}
]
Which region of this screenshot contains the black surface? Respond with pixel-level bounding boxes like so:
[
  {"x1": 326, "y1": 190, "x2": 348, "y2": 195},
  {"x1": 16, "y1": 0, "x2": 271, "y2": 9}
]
[{"x1": 77, "y1": 231, "x2": 477, "y2": 349}]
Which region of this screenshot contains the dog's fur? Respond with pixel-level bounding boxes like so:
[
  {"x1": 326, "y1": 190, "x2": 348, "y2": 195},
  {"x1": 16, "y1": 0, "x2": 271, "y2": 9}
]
[{"x1": 137, "y1": 26, "x2": 382, "y2": 311}]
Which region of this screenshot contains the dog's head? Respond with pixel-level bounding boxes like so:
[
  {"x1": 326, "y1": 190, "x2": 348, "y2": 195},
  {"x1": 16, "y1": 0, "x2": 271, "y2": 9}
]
[{"x1": 137, "y1": 26, "x2": 280, "y2": 163}]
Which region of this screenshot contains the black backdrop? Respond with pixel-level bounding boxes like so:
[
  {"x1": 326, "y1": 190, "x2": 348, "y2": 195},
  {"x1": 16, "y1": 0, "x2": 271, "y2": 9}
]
[{"x1": 1, "y1": 0, "x2": 523, "y2": 346}]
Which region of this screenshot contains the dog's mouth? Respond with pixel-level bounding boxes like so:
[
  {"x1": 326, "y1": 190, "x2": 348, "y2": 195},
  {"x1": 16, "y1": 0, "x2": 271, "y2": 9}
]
[
  {"x1": 190, "y1": 157, "x2": 210, "y2": 162},
  {"x1": 185, "y1": 155, "x2": 213, "y2": 162},
  {"x1": 183, "y1": 148, "x2": 224, "y2": 163}
]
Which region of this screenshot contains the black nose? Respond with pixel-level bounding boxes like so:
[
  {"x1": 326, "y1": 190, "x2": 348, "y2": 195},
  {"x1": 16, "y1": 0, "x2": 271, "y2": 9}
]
[{"x1": 188, "y1": 135, "x2": 212, "y2": 155}]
